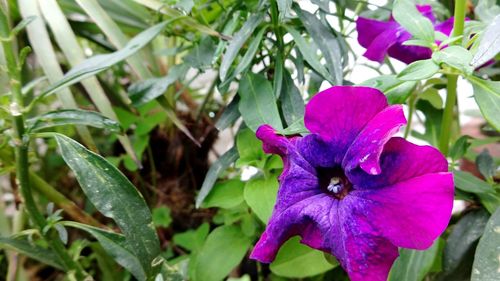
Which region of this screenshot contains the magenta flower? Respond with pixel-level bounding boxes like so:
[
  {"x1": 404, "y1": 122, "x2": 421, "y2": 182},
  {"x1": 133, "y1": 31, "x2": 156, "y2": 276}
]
[
  {"x1": 356, "y1": 5, "x2": 454, "y2": 64},
  {"x1": 250, "y1": 86, "x2": 454, "y2": 281}
]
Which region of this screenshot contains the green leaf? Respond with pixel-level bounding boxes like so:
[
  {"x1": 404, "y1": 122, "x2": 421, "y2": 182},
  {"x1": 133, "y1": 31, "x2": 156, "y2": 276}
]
[
  {"x1": 419, "y1": 88, "x2": 443, "y2": 109},
  {"x1": 471, "y1": 14, "x2": 500, "y2": 68},
  {"x1": 202, "y1": 179, "x2": 245, "y2": 209},
  {"x1": 280, "y1": 70, "x2": 305, "y2": 125},
  {"x1": 277, "y1": 118, "x2": 308, "y2": 135},
  {"x1": 236, "y1": 128, "x2": 266, "y2": 168},
  {"x1": 237, "y1": 73, "x2": 283, "y2": 131},
  {"x1": 0, "y1": 237, "x2": 64, "y2": 270},
  {"x1": 449, "y1": 135, "x2": 472, "y2": 161},
  {"x1": 128, "y1": 64, "x2": 188, "y2": 106},
  {"x1": 215, "y1": 95, "x2": 241, "y2": 131},
  {"x1": 244, "y1": 176, "x2": 279, "y2": 224},
  {"x1": 277, "y1": 0, "x2": 292, "y2": 20},
  {"x1": 393, "y1": 0, "x2": 435, "y2": 42},
  {"x1": 468, "y1": 77, "x2": 500, "y2": 131},
  {"x1": 63, "y1": 221, "x2": 146, "y2": 281},
  {"x1": 471, "y1": 208, "x2": 500, "y2": 281},
  {"x1": 432, "y1": 46, "x2": 474, "y2": 75},
  {"x1": 184, "y1": 37, "x2": 217, "y2": 70},
  {"x1": 26, "y1": 109, "x2": 121, "y2": 133},
  {"x1": 53, "y1": 134, "x2": 160, "y2": 276},
  {"x1": 196, "y1": 147, "x2": 239, "y2": 208},
  {"x1": 398, "y1": 59, "x2": 440, "y2": 81},
  {"x1": 442, "y1": 209, "x2": 490, "y2": 280},
  {"x1": 152, "y1": 206, "x2": 173, "y2": 228},
  {"x1": 476, "y1": 149, "x2": 496, "y2": 181},
  {"x1": 475, "y1": 0, "x2": 500, "y2": 21},
  {"x1": 402, "y1": 39, "x2": 434, "y2": 48},
  {"x1": 173, "y1": 223, "x2": 209, "y2": 252},
  {"x1": 270, "y1": 236, "x2": 337, "y2": 278},
  {"x1": 361, "y1": 75, "x2": 417, "y2": 104},
  {"x1": 453, "y1": 170, "x2": 500, "y2": 214},
  {"x1": 232, "y1": 27, "x2": 267, "y2": 78},
  {"x1": 389, "y1": 239, "x2": 441, "y2": 281},
  {"x1": 294, "y1": 6, "x2": 343, "y2": 85},
  {"x1": 219, "y1": 13, "x2": 264, "y2": 81},
  {"x1": 193, "y1": 225, "x2": 251, "y2": 281},
  {"x1": 284, "y1": 26, "x2": 333, "y2": 84},
  {"x1": 37, "y1": 21, "x2": 168, "y2": 101}
]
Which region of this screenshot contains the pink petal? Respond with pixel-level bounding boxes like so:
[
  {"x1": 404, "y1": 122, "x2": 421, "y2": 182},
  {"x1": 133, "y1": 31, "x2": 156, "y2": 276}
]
[{"x1": 343, "y1": 105, "x2": 407, "y2": 175}]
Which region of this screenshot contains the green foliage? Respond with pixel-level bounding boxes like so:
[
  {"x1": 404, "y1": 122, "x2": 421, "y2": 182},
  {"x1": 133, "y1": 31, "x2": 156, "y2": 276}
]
[{"x1": 471, "y1": 208, "x2": 500, "y2": 281}]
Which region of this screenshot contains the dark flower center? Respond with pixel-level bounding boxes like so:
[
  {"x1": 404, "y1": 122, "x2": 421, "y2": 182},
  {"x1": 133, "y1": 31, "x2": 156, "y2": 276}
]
[{"x1": 317, "y1": 167, "x2": 352, "y2": 199}]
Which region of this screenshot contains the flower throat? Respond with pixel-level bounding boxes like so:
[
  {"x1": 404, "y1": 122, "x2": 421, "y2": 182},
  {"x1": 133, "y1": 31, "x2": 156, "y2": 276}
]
[{"x1": 317, "y1": 167, "x2": 352, "y2": 199}]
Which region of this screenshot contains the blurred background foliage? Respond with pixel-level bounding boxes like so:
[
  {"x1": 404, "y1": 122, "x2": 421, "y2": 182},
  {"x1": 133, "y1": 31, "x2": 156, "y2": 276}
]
[{"x1": 0, "y1": 0, "x2": 499, "y2": 280}]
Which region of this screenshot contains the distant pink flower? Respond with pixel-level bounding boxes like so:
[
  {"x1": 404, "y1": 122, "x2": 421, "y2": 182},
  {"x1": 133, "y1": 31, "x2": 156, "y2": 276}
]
[
  {"x1": 356, "y1": 5, "x2": 454, "y2": 64},
  {"x1": 250, "y1": 86, "x2": 454, "y2": 281}
]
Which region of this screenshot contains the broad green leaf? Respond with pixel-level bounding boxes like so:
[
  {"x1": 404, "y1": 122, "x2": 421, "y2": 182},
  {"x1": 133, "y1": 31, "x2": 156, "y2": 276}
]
[
  {"x1": 152, "y1": 206, "x2": 172, "y2": 228},
  {"x1": 280, "y1": 71, "x2": 305, "y2": 125},
  {"x1": 442, "y1": 209, "x2": 489, "y2": 281},
  {"x1": 173, "y1": 223, "x2": 209, "y2": 252},
  {"x1": 471, "y1": 208, "x2": 500, "y2": 281},
  {"x1": 402, "y1": 39, "x2": 434, "y2": 48},
  {"x1": 202, "y1": 179, "x2": 245, "y2": 209},
  {"x1": 36, "y1": 21, "x2": 168, "y2": 101},
  {"x1": 193, "y1": 225, "x2": 251, "y2": 281},
  {"x1": 215, "y1": 95, "x2": 241, "y2": 131},
  {"x1": 476, "y1": 149, "x2": 495, "y2": 181},
  {"x1": 393, "y1": 0, "x2": 435, "y2": 42},
  {"x1": 63, "y1": 221, "x2": 146, "y2": 281},
  {"x1": 294, "y1": 6, "x2": 343, "y2": 85},
  {"x1": 270, "y1": 236, "x2": 337, "y2": 278},
  {"x1": 432, "y1": 46, "x2": 474, "y2": 75},
  {"x1": 219, "y1": 13, "x2": 264, "y2": 81},
  {"x1": 413, "y1": 100, "x2": 442, "y2": 146},
  {"x1": 277, "y1": 0, "x2": 292, "y2": 20},
  {"x1": 389, "y1": 239, "x2": 441, "y2": 281},
  {"x1": 277, "y1": 118, "x2": 308, "y2": 135},
  {"x1": 398, "y1": 59, "x2": 440, "y2": 81},
  {"x1": 0, "y1": 237, "x2": 64, "y2": 270},
  {"x1": 232, "y1": 27, "x2": 267, "y2": 81},
  {"x1": 471, "y1": 14, "x2": 500, "y2": 67},
  {"x1": 361, "y1": 75, "x2": 417, "y2": 104},
  {"x1": 128, "y1": 64, "x2": 188, "y2": 106},
  {"x1": 236, "y1": 128, "x2": 266, "y2": 168},
  {"x1": 419, "y1": 88, "x2": 443, "y2": 109},
  {"x1": 53, "y1": 134, "x2": 160, "y2": 276},
  {"x1": 284, "y1": 26, "x2": 332, "y2": 84},
  {"x1": 453, "y1": 170, "x2": 500, "y2": 214},
  {"x1": 26, "y1": 109, "x2": 121, "y2": 133},
  {"x1": 237, "y1": 73, "x2": 283, "y2": 131},
  {"x1": 196, "y1": 147, "x2": 239, "y2": 208},
  {"x1": 184, "y1": 37, "x2": 217, "y2": 70},
  {"x1": 244, "y1": 176, "x2": 279, "y2": 224},
  {"x1": 469, "y1": 77, "x2": 500, "y2": 131},
  {"x1": 449, "y1": 135, "x2": 472, "y2": 162}
]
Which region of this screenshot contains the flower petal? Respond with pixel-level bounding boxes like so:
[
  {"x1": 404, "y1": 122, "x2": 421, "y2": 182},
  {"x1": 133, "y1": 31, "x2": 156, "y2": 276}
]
[
  {"x1": 363, "y1": 29, "x2": 401, "y2": 63},
  {"x1": 356, "y1": 17, "x2": 398, "y2": 49},
  {"x1": 304, "y1": 86, "x2": 389, "y2": 162},
  {"x1": 347, "y1": 137, "x2": 449, "y2": 189},
  {"x1": 435, "y1": 17, "x2": 455, "y2": 36},
  {"x1": 342, "y1": 105, "x2": 407, "y2": 175},
  {"x1": 352, "y1": 172, "x2": 454, "y2": 249}
]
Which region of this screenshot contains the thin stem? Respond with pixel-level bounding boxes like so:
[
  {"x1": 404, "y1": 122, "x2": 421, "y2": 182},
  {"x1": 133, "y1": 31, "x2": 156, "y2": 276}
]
[
  {"x1": 0, "y1": 6, "x2": 83, "y2": 277},
  {"x1": 270, "y1": 0, "x2": 285, "y2": 97},
  {"x1": 438, "y1": 0, "x2": 466, "y2": 155},
  {"x1": 404, "y1": 93, "x2": 417, "y2": 138}
]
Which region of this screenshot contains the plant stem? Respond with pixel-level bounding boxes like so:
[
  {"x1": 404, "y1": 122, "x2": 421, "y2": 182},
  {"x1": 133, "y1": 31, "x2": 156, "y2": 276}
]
[
  {"x1": 270, "y1": 0, "x2": 285, "y2": 98},
  {"x1": 404, "y1": 92, "x2": 417, "y2": 138},
  {"x1": 438, "y1": 0, "x2": 466, "y2": 155},
  {"x1": 0, "y1": 6, "x2": 83, "y2": 277}
]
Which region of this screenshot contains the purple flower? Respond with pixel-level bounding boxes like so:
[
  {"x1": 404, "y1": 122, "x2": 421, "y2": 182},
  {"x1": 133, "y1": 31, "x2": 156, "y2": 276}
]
[
  {"x1": 356, "y1": 5, "x2": 455, "y2": 64},
  {"x1": 250, "y1": 86, "x2": 454, "y2": 281}
]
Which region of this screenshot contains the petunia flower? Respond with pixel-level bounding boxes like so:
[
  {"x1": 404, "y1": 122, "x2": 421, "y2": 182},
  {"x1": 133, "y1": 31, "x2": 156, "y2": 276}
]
[
  {"x1": 356, "y1": 4, "x2": 455, "y2": 64},
  {"x1": 250, "y1": 86, "x2": 454, "y2": 281}
]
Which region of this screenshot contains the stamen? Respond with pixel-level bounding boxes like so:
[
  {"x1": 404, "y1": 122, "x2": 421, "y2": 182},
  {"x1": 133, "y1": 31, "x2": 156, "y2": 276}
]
[{"x1": 327, "y1": 177, "x2": 342, "y2": 193}]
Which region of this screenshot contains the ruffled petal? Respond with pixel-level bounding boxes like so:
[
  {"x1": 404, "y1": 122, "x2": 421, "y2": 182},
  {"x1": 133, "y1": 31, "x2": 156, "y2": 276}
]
[
  {"x1": 342, "y1": 105, "x2": 407, "y2": 175},
  {"x1": 356, "y1": 17, "x2": 398, "y2": 49},
  {"x1": 351, "y1": 172, "x2": 454, "y2": 249},
  {"x1": 347, "y1": 137, "x2": 449, "y2": 189},
  {"x1": 304, "y1": 86, "x2": 389, "y2": 163},
  {"x1": 435, "y1": 17, "x2": 455, "y2": 36},
  {"x1": 363, "y1": 29, "x2": 400, "y2": 63}
]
